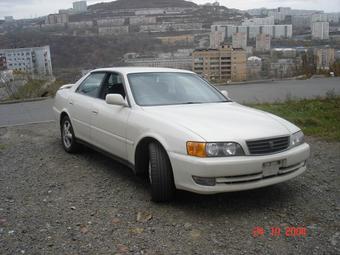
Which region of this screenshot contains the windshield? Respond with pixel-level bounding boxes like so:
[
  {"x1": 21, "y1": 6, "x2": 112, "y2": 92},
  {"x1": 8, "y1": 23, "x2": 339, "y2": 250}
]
[{"x1": 127, "y1": 72, "x2": 229, "y2": 106}]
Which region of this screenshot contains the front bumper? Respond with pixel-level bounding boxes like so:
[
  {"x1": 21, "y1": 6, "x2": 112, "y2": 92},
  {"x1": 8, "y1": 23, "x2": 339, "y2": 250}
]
[{"x1": 169, "y1": 143, "x2": 310, "y2": 194}]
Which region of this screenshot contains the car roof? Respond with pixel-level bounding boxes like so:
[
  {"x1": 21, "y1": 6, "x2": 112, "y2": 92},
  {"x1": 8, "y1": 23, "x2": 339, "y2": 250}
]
[{"x1": 90, "y1": 67, "x2": 195, "y2": 75}]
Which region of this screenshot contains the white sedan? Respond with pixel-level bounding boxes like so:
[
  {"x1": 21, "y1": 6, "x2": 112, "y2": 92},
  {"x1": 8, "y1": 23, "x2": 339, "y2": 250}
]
[{"x1": 53, "y1": 67, "x2": 310, "y2": 202}]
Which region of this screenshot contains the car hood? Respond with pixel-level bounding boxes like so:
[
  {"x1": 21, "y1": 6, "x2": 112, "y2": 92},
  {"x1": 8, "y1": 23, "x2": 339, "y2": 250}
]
[{"x1": 142, "y1": 102, "x2": 299, "y2": 141}]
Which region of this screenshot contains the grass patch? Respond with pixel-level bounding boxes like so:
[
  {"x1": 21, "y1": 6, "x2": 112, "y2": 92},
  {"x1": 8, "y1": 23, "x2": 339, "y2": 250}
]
[
  {"x1": 0, "y1": 144, "x2": 6, "y2": 150},
  {"x1": 8, "y1": 79, "x2": 65, "y2": 100},
  {"x1": 46, "y1": 80, "x2": 65, "y2": 97},
  {"x1": 10, "y1": 79, "x2": 47, "y2": 100},
  {"x1": 251, "y1": 97, "x2": 340, "y2": 141}
]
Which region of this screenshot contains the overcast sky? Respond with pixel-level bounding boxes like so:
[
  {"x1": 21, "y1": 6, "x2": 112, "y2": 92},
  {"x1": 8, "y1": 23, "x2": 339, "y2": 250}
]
[{"x1": 1, "y1": 0, "x2": 339, "y2": 19}]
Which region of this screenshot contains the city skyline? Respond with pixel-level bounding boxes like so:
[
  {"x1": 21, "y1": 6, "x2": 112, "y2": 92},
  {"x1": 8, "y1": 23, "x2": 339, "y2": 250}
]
[{"x1": 1, "y1": 0, "x2": 340, "y2": 20}]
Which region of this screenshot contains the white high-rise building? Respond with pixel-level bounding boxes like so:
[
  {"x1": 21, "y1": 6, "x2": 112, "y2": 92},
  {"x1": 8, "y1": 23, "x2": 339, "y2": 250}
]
[
  {"x1": 278, "y1": 7, "x2": 291, "y2": 15},
  {"x1": 242, "y1": 16, "x2": 274, "y2": 26},
  {"x1": 311, "y1": 14, "x2": 328, "y2": 23},
  {"x1": 326, "y1": 13, "x2": 340, "y2": 23},
  {"x1": 0, "y1": 46, "x2": 53, "y2": 78},
  {"x1": 312, "y1": 22, "x2": 329, "y2": 40},
  {"x1": 210, "y1": 24, "x2": 292, "y2": 45},
  {"x1": 73, "y1": 1, "x2": 87, "y2": 14},
  {"x1": 310, "y1": 13, "x2": 339, "y2": 24}
]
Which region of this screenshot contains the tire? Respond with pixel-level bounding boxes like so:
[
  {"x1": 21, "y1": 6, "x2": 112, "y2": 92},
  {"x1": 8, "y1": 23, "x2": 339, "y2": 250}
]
[
  {"x1": 148, "y1": 142, "x2": 176, "y2": 202},
  {"x1": 61, "y1": 115, "x2": 80, "y2": 153}
]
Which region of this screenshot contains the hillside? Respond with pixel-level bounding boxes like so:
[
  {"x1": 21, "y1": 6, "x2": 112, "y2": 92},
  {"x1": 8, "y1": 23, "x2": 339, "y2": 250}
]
[
  {"x1": 89, "y1": 0, "x2": 198, "y2": 10},
  {"x1": 0, "y1": 31, "x2": 181, "y2": 81}
]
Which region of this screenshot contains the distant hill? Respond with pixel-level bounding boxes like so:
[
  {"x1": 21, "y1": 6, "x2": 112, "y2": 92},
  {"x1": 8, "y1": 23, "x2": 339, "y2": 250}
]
[{"x1": 89, "y1": 0, "x2": 198, "y2": 10}]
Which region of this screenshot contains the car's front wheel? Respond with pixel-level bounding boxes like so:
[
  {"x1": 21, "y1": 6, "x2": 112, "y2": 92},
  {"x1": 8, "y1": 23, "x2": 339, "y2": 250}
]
[
  {"x1": 148, "y1": 142, "x2": 176, "y2": 202},
  {"x1": 61, "y1": 115, "x2": 79, "y2": 153}
]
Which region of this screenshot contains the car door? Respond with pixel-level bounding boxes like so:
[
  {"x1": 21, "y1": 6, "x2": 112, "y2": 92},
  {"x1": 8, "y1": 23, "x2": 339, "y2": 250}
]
[
  {"x1": 68, "y1": 72, "x2": 106, "y2": 142},
  {"x1": 90, "y1": 72, "x2": 131, "y2": 160}
]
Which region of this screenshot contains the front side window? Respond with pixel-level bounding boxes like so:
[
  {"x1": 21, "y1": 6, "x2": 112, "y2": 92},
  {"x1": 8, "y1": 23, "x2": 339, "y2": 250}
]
[
  {"x1": 77, "y1": 72, "x2": 106, "y2": 98},
  {"x1": 128, "y1": 72, "x2": 229, "y2": 106},
  {"x1": 99, "y1": 73, "x2": 126, "y2": 99}
]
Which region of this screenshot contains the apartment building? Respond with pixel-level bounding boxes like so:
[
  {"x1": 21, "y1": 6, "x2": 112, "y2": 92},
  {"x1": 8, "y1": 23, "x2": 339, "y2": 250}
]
[
  {"x1": 267, "y1": 11, "x2": 286, "y2": 22},
  {"x1": 210, "y1": 26, "x2": 225, "y2": 49},
  {"x1": 312, "y1": 13, "x2": 340, "y2": 24},
  {"x1": 157, "y1": 35, "x2": 194, "y2": 45},
  {"x1": 134, "y1": 7, "x2": 193, "y2": 16},
  {"x1": 0, "y1": 46, "x2": 53, "y2": 78},
  {"x1": 292, "y1": 15, "x2": 311, "y2": 29},
  {"x1": 242, "y1": 16, "x2": 274, "y2": 26},
  {"x1": 125, "y1": 57, "x2": 192, "y2": 70},
  {"x1": 270, "y1": 59, "x2": 299, "y2": 78},
  {"x1": 97, "y1": 18, "x2": 126, "y2": 27},
  {"x1": 248, "y1": 7, "x2": 318, "y2": 17},
  {"x1": 140, "y1": 22, "x2": 203, "y2": 33},
  {"x1": 210, "y1": 24, "x2": 292, "y2": 48},
  {"x1": 325, "y1": 13, "x2": 340, "y2": 23},
  {"x1": 45, "y1": 13, "x2": 69, "y2": 25},
  {"x1": 312, "y1": 22, "x2": 330, "y2": 40},
  {"x1": 129, "y1": 16, "x2": 157, "y2": 25},
  {"x1": 314, "y1": 47, "x2": 335, "y2": 70},
  {"x1": 68, "y1": 21, "x2": 93, "y2": 29},
  {"x1": 232, "y1": 32, "x2": 247, "y2": 50},
  {"x1": 98, "y1": 26, "x2": 129, "y2": 35},
  {"x1": 192, "y1": 45, "x2": 247, "y2": 82},
  {"x1": 124, "y1": 50, "x2": 192, "y2": 70},
  {"x1": 271, "y1": 48, "x2": 297, "y2": 59},
  {"x1": 73, "y1": 1, "x2": 87, "y2": 14},
  {"x1": 4, "y1": 16, "x2": 14, "y2": 22},
  {"x1": 256, "y1": 33, "x2": 271, "y2": 52}
]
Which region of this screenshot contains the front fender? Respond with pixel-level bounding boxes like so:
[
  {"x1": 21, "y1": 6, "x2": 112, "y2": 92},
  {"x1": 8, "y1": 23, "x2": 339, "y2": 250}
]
[{"x1": 126, "y1": 110, "x2": 205, "y2": 165}]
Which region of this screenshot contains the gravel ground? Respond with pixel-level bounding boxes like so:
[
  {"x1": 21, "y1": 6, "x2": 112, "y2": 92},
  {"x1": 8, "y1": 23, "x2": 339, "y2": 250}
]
[{"x1": 0, "y1": 122, "x2": 339, "y2": 255}]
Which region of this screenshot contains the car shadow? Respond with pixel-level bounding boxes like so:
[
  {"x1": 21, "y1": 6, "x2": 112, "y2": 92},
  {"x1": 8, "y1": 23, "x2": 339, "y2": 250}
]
[{"x1": 71, "y1": 143, "x2": 301, "y2": 215}]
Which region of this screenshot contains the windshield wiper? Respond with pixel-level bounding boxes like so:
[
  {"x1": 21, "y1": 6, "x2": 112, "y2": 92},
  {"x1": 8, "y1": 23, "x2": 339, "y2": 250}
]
[
  {"x1": 211, "y1": 100, "x2": 231, "y2": 103},
  {"x1": 181, "y1": 101, "x2": 231, "y2": 104},
  {"x1": 180, "y1": 102, "x2": 204, "y2": 104}
]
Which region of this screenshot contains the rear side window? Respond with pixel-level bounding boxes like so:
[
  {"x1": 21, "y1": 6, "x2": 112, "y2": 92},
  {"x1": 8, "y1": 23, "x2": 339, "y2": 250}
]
[{"x1": 77, "y1": 73, "x2": 106, "y2": 98}]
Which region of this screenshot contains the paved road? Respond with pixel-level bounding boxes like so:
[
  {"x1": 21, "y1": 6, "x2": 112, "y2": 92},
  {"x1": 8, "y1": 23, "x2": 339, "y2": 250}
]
[
  {"x1": 220, "y1": 77, "x2": 340, "y2": 103},
  {"x1": 0, "y1": 99, "x2": 55, "y2": 127},
  {"x1": 0, "y1": 77, "x2": 339, "y2": 127}
]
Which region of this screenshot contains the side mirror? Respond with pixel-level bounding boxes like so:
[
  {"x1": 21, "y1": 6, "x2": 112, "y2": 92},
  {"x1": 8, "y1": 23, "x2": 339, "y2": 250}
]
[
  {"x1": 105, "y1": 94, "x2": 127, "y2": 106},
  {"x1": 221, "y1": 90, "x2": 229, "y2": 98}
]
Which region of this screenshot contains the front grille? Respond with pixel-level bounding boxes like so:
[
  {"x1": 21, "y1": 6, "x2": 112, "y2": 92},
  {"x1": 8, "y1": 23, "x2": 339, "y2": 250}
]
[{"x1": 246, "y1": 136, "x2": 290, "y2": 155}]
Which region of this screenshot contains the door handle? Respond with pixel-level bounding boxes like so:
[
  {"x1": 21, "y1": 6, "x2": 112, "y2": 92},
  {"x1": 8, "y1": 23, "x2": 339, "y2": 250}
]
[{"x1": 92, "y1": 110, "x2": 98, "y2": 114}]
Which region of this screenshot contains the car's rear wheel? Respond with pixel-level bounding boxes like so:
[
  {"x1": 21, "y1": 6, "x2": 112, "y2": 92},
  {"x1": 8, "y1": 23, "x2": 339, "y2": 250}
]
[
  {"x1": 148, "y1": 142, "x2": 176, "y2": 202},
  {"x1": 61, "y1": 115, "x2": 79, "y2": 153}
]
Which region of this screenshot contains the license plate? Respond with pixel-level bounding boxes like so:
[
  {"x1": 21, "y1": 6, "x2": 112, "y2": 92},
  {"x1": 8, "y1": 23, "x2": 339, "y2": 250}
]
[{"x1": 262, "y1": 160, "x2": 283, "y2": 177}]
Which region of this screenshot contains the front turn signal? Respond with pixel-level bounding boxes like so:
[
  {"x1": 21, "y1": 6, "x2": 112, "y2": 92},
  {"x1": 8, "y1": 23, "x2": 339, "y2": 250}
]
[{"x1": 186, "y1": 142, "x2": 206, "y2": 157}]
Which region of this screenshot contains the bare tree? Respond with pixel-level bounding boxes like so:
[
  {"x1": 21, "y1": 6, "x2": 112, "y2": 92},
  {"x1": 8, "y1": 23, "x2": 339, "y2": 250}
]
[{"x1": 0, "y1": 71, "x2": 17, "y2": 99}]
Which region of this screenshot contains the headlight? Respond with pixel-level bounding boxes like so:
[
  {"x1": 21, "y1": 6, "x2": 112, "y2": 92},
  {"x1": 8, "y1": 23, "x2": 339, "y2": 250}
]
[
  {"x1": 187, "y1": 142, "x2": 244, "y2": 157},
  {"x1": 291, "y1": 131, "x2": 304, "y2": 147}
]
